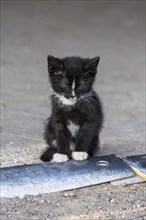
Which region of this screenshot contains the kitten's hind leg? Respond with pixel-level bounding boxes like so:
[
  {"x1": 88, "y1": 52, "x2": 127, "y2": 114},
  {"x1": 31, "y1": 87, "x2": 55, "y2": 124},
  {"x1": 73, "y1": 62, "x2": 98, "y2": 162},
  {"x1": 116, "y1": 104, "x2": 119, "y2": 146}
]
[
  {"x1": 41, "y1": 118, "x2": 58, "y2": 162},
  {"x1": 40, "y1": 148, "x2": 57, "y2": 162}
]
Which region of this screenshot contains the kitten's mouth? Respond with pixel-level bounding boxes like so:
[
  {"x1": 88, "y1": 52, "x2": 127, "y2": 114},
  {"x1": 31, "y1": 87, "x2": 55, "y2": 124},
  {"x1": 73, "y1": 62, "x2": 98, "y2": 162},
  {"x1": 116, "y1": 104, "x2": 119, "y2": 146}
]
[
  {"x1": 62, "y1": 95, "x2": 77, "y2": 105},
  {"x1": 69, "y1": 96, "x2": 77, "y2": 100},
  {"x1": 64, "y1": 95, "x2": 77, "y2": 100}
]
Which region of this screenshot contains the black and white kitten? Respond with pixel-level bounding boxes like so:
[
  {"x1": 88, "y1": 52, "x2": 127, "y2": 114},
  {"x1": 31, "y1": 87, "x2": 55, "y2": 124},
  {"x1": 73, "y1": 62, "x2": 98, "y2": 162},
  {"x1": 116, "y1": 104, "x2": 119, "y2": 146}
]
[{"x1": 40, "y1": 55, "x2": 103, "y2": 163}]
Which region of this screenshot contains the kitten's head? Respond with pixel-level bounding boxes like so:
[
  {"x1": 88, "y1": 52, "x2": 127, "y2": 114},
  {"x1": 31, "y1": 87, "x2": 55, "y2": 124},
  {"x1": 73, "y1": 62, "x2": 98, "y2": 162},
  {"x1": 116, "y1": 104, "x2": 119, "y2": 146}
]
[{"x1": 47, "y1": 55, "x2": 100, "y2": 104}]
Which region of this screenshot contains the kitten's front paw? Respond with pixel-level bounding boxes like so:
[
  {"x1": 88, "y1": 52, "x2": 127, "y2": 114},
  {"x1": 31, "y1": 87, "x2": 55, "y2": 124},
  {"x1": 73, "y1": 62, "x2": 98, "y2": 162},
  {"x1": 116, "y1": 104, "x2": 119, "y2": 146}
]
[
  {"x1": 53, "y1": 153, "x2": 69, "y2": 163},
  {"x1": 71, "y1": 151, "x2": 88, "y2": 161}
]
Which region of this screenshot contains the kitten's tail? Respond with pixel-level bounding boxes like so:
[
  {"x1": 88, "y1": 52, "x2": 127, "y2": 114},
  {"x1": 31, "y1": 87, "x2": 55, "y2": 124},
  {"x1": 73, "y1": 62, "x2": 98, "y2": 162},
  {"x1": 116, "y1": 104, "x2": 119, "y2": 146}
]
[{"x1": 40, "y1": 148, "x2": 57, "y2": 162}]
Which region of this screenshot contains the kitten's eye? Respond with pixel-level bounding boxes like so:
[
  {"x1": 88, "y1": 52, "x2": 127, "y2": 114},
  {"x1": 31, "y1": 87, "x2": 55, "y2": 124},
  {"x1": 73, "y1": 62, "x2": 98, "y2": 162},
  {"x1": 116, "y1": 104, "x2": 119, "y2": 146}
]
[
  {"x1": 79, "y1": 84, "x2": 84, "y2": 89},
  {"x1": 61, "y1": 82, "x2": 68, "y2": 88}
]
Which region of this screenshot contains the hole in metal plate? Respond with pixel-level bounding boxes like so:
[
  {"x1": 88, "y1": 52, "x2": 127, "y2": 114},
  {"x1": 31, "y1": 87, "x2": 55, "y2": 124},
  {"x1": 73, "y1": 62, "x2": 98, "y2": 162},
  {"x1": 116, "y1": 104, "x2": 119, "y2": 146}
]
[{"x1": 96, "y1": 160, "x2": 109, "y2": 166}]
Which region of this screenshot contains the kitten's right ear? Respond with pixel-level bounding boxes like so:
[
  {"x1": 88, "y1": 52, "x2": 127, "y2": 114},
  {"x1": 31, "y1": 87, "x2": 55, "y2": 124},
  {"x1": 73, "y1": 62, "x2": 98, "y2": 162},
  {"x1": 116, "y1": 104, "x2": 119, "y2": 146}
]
[
  {"x1": 85, "y1": 56, "x2": 100, "y2": 71},
  {"x1": 47, "y1": 55, "x2": 63, "y2": 74}
]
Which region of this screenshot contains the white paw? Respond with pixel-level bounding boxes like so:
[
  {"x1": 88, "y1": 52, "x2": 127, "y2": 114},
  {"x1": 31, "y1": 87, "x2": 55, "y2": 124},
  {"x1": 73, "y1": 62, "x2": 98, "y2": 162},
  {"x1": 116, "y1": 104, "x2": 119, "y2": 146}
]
[
  {"x1": 71, "y1": 151, "x2": 88, "y2": 161},
  {"x1": 53, "y1": 153, "x2": 69, "y2": 163}
]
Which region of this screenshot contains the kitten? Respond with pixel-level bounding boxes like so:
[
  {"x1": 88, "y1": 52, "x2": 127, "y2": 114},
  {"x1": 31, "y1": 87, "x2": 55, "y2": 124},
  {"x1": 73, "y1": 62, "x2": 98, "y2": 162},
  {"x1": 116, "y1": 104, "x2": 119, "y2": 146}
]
[{"x1": 40, "y1": 55, "x2": 104, "y2": 163}]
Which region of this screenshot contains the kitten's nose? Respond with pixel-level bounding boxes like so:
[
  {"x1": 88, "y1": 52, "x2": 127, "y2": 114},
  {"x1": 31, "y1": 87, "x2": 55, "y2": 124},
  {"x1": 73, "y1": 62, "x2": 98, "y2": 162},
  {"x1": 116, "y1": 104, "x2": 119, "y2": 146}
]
[{"x1": 70, "y1": 95, "x2": 76, "y2": 99}]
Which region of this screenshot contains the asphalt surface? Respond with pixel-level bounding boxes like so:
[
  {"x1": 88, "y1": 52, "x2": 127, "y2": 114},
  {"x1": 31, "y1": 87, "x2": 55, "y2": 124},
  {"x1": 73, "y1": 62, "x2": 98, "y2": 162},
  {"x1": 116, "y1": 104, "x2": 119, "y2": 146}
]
[{"x1": 0, "y1": 1, "x2": 145, "y2": 219}]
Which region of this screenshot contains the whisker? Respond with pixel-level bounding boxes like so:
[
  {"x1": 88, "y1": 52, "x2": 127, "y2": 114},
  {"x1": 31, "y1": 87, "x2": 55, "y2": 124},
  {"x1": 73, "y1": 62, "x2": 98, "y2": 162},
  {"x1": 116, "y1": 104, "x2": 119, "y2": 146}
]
[
  {"x1": 85, "y1": 93, "x2": 100, "y2": 108},
  {"x1": 80, "y1": 96, "x2": 94, "y2": 112}
]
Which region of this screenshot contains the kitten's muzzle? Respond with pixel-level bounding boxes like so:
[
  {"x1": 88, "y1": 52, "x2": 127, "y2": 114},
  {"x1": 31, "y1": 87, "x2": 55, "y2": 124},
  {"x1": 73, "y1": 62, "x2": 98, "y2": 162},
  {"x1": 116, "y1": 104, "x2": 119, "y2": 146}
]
[
  {"x1": 65, "y1": 93, "x2": 76, "y2": 99},
  {"x1": 70, "y1": 95, "x2": 76, "y2": 99}
]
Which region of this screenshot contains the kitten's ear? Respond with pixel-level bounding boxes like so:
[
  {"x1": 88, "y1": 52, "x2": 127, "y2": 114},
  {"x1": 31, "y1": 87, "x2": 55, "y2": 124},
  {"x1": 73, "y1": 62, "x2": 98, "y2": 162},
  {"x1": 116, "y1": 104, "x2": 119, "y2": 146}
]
[
  {"x1": 85, "y1": 56, "x2": 100, "y2": 71},
  {"x1": 47, "y1": 55, "x2": 63, "y2": 74}
]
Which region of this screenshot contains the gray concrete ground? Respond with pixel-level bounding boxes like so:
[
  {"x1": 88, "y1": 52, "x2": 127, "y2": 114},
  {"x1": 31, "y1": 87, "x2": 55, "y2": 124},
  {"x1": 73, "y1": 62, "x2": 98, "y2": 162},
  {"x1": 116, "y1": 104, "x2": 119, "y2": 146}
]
[{"x1": 0, "y1": 0, "x2": 145, "y2": 219}]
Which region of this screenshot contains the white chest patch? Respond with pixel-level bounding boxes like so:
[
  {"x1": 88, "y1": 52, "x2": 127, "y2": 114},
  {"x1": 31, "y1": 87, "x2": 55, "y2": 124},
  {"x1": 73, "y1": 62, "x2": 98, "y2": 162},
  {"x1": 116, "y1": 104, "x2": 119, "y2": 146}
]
[{"x1": 67, "y1": 121, "x2": 80, "y2": 138}]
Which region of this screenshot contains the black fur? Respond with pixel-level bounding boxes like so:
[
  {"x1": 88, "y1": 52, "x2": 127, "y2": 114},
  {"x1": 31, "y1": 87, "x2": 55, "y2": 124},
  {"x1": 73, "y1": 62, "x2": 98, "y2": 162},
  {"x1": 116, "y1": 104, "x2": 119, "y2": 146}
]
[{"x1": 40, "y1": 56, "x2": 103, "y2": 162}]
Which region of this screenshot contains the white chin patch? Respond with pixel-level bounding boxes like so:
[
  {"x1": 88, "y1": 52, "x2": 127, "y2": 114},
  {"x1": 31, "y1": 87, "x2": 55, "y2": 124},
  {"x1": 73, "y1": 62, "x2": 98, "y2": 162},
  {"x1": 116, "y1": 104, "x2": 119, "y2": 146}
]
[
  {"x1": 53, "y1": 153, "x2": 69, "y2": 163},
  {"x1": 71, "y1": 151, "x2": 88, "y2": 161},
  {"x1": 54, "y1": 93, "x2": 77, "y2": 106}
]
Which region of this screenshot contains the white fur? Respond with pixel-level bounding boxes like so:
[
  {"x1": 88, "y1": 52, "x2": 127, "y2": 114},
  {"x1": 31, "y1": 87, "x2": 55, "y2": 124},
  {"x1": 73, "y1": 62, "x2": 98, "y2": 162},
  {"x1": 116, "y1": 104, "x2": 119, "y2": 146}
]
[
  {"x1": 54, "y1": 71, "x2": 62, "y2": 75},
  {"x1": 72, "y1": 80, "x2": 75, "y2": 90},
  {"x1": 53, "y1": 153, "x2": 69, "y2": 163},
  {"x1": 52, "y1": 139, "x2": 57, "y2": 147},
  {"x1": 69, "y1": 142, "x2": 75, "y2": 151},
  {"x1": 54, "y1": 92, "x2": 77, "y2": 106},
  {"x1": 72, "y1": 80, "x2": 75, "y2": 97},
  {"x1": 67, "y1": 121, "x2": 80, "y2": 138},
  {"x1": 71, "y1": 151, "x2": 88, "y2": 161}
]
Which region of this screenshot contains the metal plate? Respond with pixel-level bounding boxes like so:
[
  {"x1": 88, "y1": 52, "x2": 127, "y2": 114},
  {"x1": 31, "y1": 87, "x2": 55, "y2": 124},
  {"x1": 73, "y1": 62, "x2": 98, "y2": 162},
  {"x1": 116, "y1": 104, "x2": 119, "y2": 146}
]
[{"x1": 0, "y1": 154, "x2": 134, "y2": 198}]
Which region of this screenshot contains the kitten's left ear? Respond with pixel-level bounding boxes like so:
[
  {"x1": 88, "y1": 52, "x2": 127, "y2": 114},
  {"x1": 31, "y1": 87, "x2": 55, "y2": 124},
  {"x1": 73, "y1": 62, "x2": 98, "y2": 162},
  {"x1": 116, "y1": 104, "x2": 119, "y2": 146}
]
[
  {"x1": 85, "y1": 56, "x2": 100, "y2": 71},
  {"x1": 47, "y1": 55, "x2": 63, "y2": 74}
]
